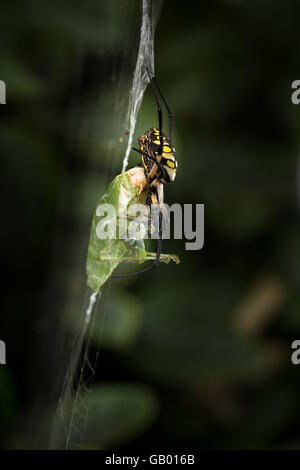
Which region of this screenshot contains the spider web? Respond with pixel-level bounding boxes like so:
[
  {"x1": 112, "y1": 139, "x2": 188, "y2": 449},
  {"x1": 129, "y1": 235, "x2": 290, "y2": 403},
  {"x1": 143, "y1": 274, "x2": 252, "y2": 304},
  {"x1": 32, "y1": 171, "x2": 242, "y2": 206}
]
[{"x1": 49, "y1": 0, "x2": 163, "y2": 450}]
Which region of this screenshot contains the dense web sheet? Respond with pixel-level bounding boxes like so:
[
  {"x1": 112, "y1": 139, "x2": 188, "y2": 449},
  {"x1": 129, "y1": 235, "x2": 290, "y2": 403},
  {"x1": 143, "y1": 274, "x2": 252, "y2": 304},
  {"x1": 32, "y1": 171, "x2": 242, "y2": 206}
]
[
  {"x1": 122, "y1": 0, "x2": 155, "y2": 173},
  {"x1": 49, "y1": 0, "x2": 162, "y2": 450}
]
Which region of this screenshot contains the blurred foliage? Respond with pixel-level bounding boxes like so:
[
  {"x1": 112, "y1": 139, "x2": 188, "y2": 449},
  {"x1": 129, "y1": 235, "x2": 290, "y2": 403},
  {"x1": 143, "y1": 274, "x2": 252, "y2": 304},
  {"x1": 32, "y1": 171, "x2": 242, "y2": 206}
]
[
  {"x1": 2, "y1": 0, "x2": 300, "y2": 450},
  {"x1": 53, "y1": 383, "x2": 159, "y2": 449}
]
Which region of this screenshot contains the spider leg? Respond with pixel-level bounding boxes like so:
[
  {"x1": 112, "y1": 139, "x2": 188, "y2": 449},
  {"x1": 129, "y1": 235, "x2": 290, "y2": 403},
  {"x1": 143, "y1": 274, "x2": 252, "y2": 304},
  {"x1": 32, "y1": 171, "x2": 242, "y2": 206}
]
[
  {"x1": 139, "y1": 152, "x2": 152, "y2": 205},
  {"x1": 145, "y1": 68, "x2": 163, "y2": 156},
  {"x1": 146, "y1": 67, "x2": 173, "y2": 144},
  {"x1": 132, "y1": 147, "x2": 168, "y2": 182}
]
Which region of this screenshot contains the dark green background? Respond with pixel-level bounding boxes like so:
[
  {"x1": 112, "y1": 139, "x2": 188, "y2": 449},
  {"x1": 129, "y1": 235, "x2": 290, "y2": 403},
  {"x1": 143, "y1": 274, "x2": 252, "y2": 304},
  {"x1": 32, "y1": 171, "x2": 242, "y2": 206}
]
[{"x1": 1, "y1": 0, "x2": 300, "y2": 449}]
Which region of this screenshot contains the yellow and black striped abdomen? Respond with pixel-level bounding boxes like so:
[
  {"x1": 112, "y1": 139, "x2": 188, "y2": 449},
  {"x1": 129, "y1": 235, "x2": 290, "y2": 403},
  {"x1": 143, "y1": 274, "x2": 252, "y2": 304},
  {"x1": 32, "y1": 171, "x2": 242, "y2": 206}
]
[{"x1": 139, "y1": 127, "x2": 177, "y2": 183}]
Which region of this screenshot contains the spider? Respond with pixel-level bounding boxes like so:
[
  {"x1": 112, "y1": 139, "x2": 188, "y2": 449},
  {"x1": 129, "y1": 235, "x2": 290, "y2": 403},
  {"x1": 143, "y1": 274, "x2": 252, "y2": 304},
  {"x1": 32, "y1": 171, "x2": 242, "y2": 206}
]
[{"x1": 112, "y1": 67, "x2": 178, "y2": 278}]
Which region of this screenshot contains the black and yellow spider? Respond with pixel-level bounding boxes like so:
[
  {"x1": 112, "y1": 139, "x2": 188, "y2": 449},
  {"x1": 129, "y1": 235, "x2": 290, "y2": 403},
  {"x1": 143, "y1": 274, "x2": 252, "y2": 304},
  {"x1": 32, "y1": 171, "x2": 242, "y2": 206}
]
[{"x1": 112, "y1": 67, "x2": 178, "y2": 278}]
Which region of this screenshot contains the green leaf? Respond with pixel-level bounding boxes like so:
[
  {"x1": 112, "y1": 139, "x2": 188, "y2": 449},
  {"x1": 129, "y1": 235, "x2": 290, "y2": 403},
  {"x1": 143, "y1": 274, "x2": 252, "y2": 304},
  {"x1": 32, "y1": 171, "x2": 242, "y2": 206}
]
[{"x1": 86, "y1": 167, "x2": 179, "y2": 291}]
